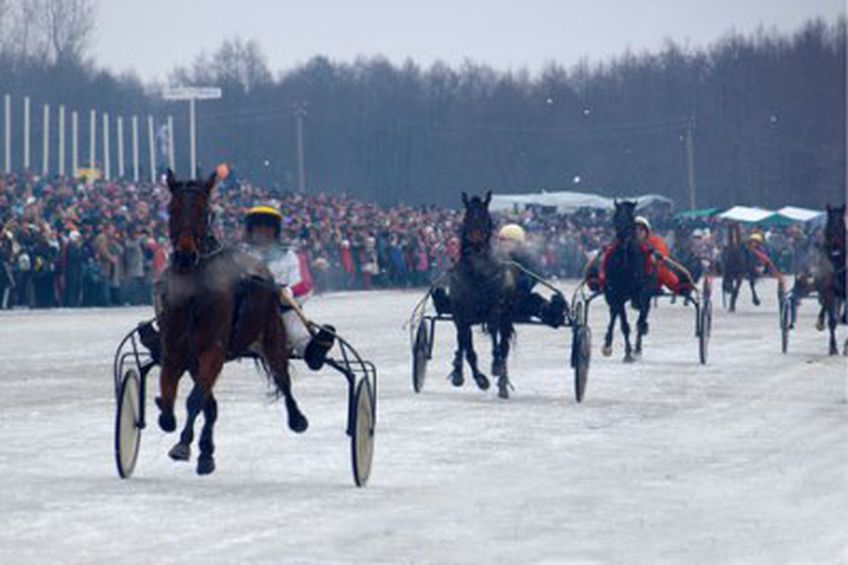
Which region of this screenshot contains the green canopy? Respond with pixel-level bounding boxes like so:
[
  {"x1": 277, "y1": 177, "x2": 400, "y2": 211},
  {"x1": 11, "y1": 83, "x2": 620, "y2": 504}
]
[
  {"x1": 759, "y1": 214, "x2": 798, "y2": 228},
  {"x1": 674, "y1": 207, "x2": 721, "y2": 219}
]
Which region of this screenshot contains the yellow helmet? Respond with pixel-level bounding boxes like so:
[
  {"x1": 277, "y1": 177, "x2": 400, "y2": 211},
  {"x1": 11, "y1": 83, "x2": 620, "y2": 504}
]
[
  {"x1": 498, "y1": 223, "x2": 526, "y2": 243},
  {"x1": 634, "y1": 216, "x2": 652, "y2": 231},
  {"x1": 245, "y1": 205, "x2": 283, "y2": 236},
  {"x1": 748, "y1": 232, "x2": 764, "y2": 244}
]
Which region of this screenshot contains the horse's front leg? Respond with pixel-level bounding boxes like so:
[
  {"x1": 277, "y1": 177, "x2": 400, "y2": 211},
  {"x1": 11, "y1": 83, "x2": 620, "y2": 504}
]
[
  {"x1": 750, "y1": 277, "x2": 761, "y2": 307},
  {"x1": 635, "y1": 296, "x2": 651, "y2": 358},
  {"x1": 620, "y1": 304, "x2": 634, "y2": 363},
  {"x1": 156, "y1": 358, "x2": 184, "y2": 433},
  {"x1": 603, "y1": 302, "x2": 619, "y2": 357},
  {"x1": 168, "y1": 383, "x2": 205, "y2": 462},
  {"x1": 495, "y1": 324, "x2": 513, "y2": 399},
  {"x1": 730, "y1": 278, "x2": 741, "y2": 312},
  {"x1": 449, "y1": 322, "x2": 467, "y2": 387},
  {"x1": 461, "y1": 323, "x2": 489, "y2": 391},
  {"x1": 197, "y1": 393, "x2": 218, "y2": 475},
  {"x1": 828, "y1": 300, "x2": 839, "y2": 356}
]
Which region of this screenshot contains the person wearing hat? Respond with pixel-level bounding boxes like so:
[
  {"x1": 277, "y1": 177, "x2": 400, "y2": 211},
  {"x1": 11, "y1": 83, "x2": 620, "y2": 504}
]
[
  {"x1": 746, "y1": 231, "x2": 782, "y2": 282},
  {"x1": 495, "y1": 223, "x2": 567, "y2": 327},
  {"x1": 244, "y1": 205, "x2": 334, "y2": 371},
  {"x1": 633, "y1": 215, "x2": 693, "y2": 296}
]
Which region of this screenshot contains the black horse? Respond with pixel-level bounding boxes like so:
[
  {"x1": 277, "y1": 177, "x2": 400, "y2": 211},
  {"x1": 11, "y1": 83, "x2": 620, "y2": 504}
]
[
  {"x1": 791, "y1": 204, "x2": 846, "y2": 355},
  {"x1": 601, "y1": 200, "x2": 654, "y2": 362},
  {"x1": 446, "y1": 192, "x2": 517, "y2": 398},
  {"x1": 720, "y1": 222, "x2": 759, "y2": 312}
]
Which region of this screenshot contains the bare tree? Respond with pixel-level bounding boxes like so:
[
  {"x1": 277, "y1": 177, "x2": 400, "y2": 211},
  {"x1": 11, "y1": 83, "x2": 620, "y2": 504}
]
[{"x1": 41, "y1": 0, "x2": 95, "y2": 66}]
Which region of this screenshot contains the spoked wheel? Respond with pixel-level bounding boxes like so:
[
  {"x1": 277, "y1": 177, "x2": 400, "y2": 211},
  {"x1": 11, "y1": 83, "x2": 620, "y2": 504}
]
[
  {"x1": 351, "y1": 378, "x2": 375, "y2": 487},
  {"x1": 571, "y1": 324, "x2": 592, "y2": 402},
  {"x1": 779, "y1": 296, "x2": 791, "y2": 354},
  {"x1": 698, "y1": 279, "x2": 713, "y2": 365},
  {"x1": 412, "y1": 321, "x2": 429, "y2": 393},
  {"x1": 115, "y1": 369, "x2": 142, "y2": 479}
]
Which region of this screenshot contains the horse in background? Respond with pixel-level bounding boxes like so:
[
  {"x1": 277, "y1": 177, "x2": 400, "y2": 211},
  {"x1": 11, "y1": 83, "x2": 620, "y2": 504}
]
[
  {"x1": 602, "y1": 200, "x2": 654, "y2": 362},
  {"x1": 720, "y1": 222, "x2": 758, "y2": 312},
  {"x1": 446, "y1": 192, "x2": 518, "y2": 398},
  {"x1": 791, "y1": 204, "x2": 846, "y2": 355}
]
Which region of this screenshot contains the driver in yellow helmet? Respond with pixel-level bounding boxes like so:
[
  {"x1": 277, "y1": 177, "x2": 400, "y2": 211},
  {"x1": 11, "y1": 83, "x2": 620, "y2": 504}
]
[
  {"x1": 496, "y1": 223, "x2": 567, "y2": 327},
  {"x1": 746, "y1": 231, "x2": 782, "y2": 281},
  {"x1": 244, "y1": 205, "x2": 334, "y2": 370}
]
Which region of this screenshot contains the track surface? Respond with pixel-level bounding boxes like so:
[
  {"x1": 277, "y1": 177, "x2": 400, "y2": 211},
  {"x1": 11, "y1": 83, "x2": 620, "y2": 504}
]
[{"x1": 0, "y1": 278, "x2": 845, "y2": 564}]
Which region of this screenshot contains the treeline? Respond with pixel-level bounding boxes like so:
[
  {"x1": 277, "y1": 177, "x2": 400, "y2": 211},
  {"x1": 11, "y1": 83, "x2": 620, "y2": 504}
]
[{"x1": 0, "y1": 4, "x2": 844, "y2": 209}]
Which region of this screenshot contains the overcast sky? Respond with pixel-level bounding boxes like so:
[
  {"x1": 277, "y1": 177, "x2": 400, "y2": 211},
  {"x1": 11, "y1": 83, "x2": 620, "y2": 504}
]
[{"x1": 95, "y1": 0, "x2": 845, "y2": 82}]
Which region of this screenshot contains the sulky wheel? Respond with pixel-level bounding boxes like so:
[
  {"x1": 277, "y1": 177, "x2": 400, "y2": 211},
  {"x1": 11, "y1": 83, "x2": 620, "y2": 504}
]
[
  {"x1": 698, "y1": 294, "x2": 712, "y2": 365},
  {"x1": 115, "y1": 369, "x2": 142, "y2": 479},
  {"x1": 779, "y1": 297, "x2": 791, "y2": 354},
  {"x1": 412, "y1": 320, "x2": 429, "y2": 393},
  {"x1": 351, "y1": 378, "x2": 375, "y2": 487},
  {"x1": 572, "y1": 324, "x2": 591, "y2": 402}
]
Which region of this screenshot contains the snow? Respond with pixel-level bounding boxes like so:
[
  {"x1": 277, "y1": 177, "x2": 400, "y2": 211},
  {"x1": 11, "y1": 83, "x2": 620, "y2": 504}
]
[{"x1": 0, "y1": 278, "x2": 846, "y2": 564}]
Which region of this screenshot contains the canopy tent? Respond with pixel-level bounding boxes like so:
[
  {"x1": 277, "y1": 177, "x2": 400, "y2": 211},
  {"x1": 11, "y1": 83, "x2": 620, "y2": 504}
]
[
  {"x1": 775, "y1": 206, "x2": 824, "y2": 223},
  {"x1": 718, "y1": 206, "x2": 775, "y2": 224},
  {"x1": 674, "y1": 207, "x2": 721, "y2": 219},
  {"x1": 489, "y1": 191, "x2": 673, "y2": 215}
]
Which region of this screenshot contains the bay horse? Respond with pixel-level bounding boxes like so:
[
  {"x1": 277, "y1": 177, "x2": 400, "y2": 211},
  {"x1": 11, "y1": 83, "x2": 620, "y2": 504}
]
[
  {"x1": 155, "y1": 170, "x2": 308, "y2": 475},
  {"x1": 720, "y1": 222, "x2": 759, "y2": 311},
  {"x1": 791, "y1": 204, "x2": 846, "y2": 355},
  {"x1": 601, "y1": 200, "x2": 654, "y2": 362},
  {"x1": 447, "y1": 192, "x2": 517, "y2": 398}
]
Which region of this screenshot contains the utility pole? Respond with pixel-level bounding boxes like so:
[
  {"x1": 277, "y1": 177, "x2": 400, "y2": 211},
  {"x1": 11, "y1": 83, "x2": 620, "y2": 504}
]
[
  {"x1": 102, "y1": 113, "x2": 110, "y2": 181},
  {"x1": 294, "y1": 102, "x2": 307, "y2": 193},
  {"x1": 89, "y1": 109, "x2": 96, "y2": 170},
  {"x1": 131, "y1": 115, "x2": 139, "y2": 182},
  {"x1": 685, "y1": 117, "x2": 697, "y2": 210}
]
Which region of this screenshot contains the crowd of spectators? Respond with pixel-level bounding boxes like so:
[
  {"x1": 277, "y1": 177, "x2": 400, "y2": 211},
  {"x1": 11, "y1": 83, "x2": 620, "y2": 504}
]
[{"x1": 0, "y1": 170, "x2": 825, "y2": 310}]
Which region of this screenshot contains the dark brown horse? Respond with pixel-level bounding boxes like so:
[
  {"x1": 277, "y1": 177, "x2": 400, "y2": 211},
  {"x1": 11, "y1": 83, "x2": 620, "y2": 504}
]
[
  {"x1": 155, "y1": 170, "x2": 307, "y2": 475},
  {"x1": 791, "y1": 204, "x2": 846, "y2": 355},
  {"x1": 720, "y1": 222, "x2": 758, "y2": 311}
]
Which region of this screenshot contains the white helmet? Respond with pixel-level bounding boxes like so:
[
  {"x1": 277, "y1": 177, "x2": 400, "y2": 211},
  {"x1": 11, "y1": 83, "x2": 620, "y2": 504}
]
[
  {"x1": 634, "y1": 216, "x2": 652, "y2": 232},
  {"x1": 498, "y1": 223, "x2": 526, "y2": 243}
]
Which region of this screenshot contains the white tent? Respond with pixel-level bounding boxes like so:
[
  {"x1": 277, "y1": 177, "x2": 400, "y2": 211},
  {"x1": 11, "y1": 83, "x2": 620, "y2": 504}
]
[
  {"x1": 718, "y1": 206, "x2": 775, "y2": 223},
  {"x1": 489, "y1": 191, "x2": 673, "y2": 214},
  {"x1": 776, "y1": 206, "x2": 824, "y2": 223}
]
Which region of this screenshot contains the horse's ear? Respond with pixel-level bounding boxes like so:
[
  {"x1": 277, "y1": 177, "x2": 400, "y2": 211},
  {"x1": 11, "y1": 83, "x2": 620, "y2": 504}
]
[
  {"x1": 483, "y1": 191, "x2": 492, "y2": 206},
  {"x1": 166, "y1": 168, "x2": 177, "y2": 192},
  {"x1": 204, "y1": 172, "x2": 217, "y2": 194},
  {"x1": 461, "y1": 192, "x2": 469, "y2": 207}
]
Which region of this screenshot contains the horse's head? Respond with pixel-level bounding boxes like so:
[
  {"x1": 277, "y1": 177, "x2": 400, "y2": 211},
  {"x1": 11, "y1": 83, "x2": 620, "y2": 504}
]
[
  {"x1": 460, "y1": 191, "x2": 493, "y2": 253},
  {"x1": 612, "y1": 199, "x2": 637, "y2": 242},
  {"x1": 825, "y1": 204, "x2": 846, "y2": 253},
  {"x1": 166, "y1": 169, "x2": 216, "y2": 271}
]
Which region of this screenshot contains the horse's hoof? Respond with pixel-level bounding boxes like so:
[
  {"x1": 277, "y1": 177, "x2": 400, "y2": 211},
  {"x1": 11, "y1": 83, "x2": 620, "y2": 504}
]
[
  {"x1": 168, "y1": 442, "x2": 190, "y2": 461},
  {"x1": 449, "y1": 370, "x2": 464, "y2": 387},
  {"x1": 496, "y1": 376, "x2": 511, "y2": 399},
  {"x1": 473, "y1": 372, "x2": 490, "y2": 391},
  {"x1": 602, "y1": 344, "x2": 612, "y2": 357},
  {"x1": 633, "y1": 350, "x2": 642, "y2": 360},
  {"x1": 753, "y1": 298, "x2": 761, "y2": 307},
  {"x1": 816, "y1": 320, "x2": 825, "y2": 332},
  {"x1": 196, "y1": 456, "x2": 215, "y2": 475},
  {"x1": 288, "y1": 411, "x2": 309, "y2": 434},
  {"x1": 623, "y1": 354, "x2": 635, "y2": 364},
  {"x1": 158, "y1": 412, "x2": 176, "y2": 433}
]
